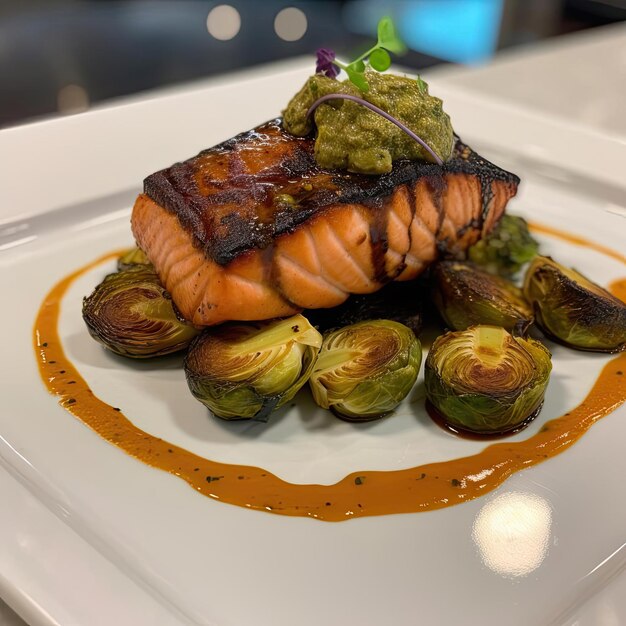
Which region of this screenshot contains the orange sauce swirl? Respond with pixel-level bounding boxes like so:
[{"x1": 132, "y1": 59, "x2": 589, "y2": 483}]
[
  {"x1": 609, "y1": 278, "x2": 626, "y2": 304},
  {"x1": 33, "y1": 224, "x2": 626, "y2": 521}
]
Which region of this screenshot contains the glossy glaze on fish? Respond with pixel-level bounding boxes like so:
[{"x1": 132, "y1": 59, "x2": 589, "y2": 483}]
[{"x1": 131, "y1": 119, "x2": 519, "y2": 326}]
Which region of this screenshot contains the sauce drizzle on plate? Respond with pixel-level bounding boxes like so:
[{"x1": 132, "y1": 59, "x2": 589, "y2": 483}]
[{"x1": 33, "y1": 224, "x2": 626, "y2": 521}]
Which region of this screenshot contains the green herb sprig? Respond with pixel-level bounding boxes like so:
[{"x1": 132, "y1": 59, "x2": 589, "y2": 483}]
[{"x1": 331, "y1": 17, "x2": 407, "y2": 92}]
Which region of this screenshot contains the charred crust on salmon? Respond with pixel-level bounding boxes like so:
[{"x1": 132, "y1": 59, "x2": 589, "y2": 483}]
[{"x1": 143, "y1": 119, "x2": 519, "y2": 266}]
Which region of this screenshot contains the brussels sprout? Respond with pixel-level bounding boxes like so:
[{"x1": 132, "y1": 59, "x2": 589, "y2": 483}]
[
  {"x1": 468, "y1": 214, "x2": 539, "y2": 277},
  {"x1": 425, "y1": 325, "x2": 551, "y2": 435},
  {"x1": 432, "y1": 261, "x2": 533, "y2": 335},
  {"x1": 184, "y1": 315, "x2": 322, "y2": 421},
  {"x1": 83, "y1": 266, "x2": 199, "y2": 358},
  {"x1": 117, "y1": 247, "x2": 151, "y2": 271},
  {"x1": 523, "y1": 256, "x2": 626, "y2": 352},
  {"x1": 309, "y1": 320, "x2": 421, "y2": 421}
]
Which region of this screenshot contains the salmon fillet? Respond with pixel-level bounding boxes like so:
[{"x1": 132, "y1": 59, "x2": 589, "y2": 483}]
[{"x1": 131, "y1": 119, "x2": 519, "y2": 326}]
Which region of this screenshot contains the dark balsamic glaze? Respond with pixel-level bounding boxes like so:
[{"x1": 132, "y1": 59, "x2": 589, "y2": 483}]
[{"x1": 425, "y1": 400, "x2": 544, "y2": 441}]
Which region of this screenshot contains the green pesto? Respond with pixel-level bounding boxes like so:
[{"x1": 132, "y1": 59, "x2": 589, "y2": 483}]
[{"x1": 282, "y1": 72, "x2": 454, "y2": 175}]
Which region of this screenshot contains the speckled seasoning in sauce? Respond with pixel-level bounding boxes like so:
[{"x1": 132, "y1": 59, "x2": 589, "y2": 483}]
[{"x1": 33, "y1": 224, "x2": 626, "y2": 521}]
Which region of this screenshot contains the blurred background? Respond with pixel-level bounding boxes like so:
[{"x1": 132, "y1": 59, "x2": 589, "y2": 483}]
[{"x1": 0, "y1": 0, "x2": 625, "y2": 128}]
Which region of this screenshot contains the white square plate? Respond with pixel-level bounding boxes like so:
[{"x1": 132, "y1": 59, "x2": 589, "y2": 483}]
[{"x1": 1, "y1": 60, "x2": 625, "y2": 626}]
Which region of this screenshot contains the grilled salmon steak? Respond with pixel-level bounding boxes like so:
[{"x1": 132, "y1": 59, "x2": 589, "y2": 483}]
[{"x1": 131, "y1": 119, "x2": 519, "y2": 326}]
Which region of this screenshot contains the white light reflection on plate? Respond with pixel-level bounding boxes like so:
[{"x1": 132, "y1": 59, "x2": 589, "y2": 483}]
[{"x1": 472, "y1": 491, "x2": 552, "y2": 578}]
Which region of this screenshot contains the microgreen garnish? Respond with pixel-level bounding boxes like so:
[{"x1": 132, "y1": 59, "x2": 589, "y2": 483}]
[
  {"x1": 315, "y1": 16, "x2": 407, "y2": 92},
  {"x1": 315, "y1": 48, "x2": 340, "y2": 79},
  {"x1": 306, "y1": 94, "x2": 444, "y2": 165}
]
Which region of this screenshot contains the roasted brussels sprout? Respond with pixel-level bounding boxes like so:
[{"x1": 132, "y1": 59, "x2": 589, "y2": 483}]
[
  {"x1": 432, "y1": 261, "x2": 533, "y2": 335},
  {"x1": 468, "y1": 215, "x2": 539, "y2": 277},
  {"x1": 425, "y1": 325, "x2": 551, "y2": 435},
  {"x1": 82, "y1": 266, "x2": 199, "y2": 358},
  {"x1": 523, "y1": 256, "x2": 626, "y2": 352},
  {"x1": 117, "y1": 247, "x2": 151, "y2": 271},
  {"x1": 184, "y1": 315, "x2": 322, "y2": 421},
  {"x1": 309, "y1": 320, "x2": 421, "y2": 421}
]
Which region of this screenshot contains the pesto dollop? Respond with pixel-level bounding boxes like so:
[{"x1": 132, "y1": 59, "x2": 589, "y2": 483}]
[{"x1": 283, "y1": 72, "x2": 454, "y2": 175}]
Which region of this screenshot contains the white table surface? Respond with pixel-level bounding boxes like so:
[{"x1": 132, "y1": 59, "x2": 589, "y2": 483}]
[{"x1": 2, "y1": 21, "x2": 625, "y2": 626}]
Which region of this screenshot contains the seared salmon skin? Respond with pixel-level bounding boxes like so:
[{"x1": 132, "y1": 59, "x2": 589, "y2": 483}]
[{"x1": 131, "y1": 119, "x2": 519, "y2": 326}]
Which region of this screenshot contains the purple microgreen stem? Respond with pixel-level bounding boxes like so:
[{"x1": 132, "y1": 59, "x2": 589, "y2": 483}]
[{"x1": 306, "y1": 94, "x2": 444, "y2": 166}]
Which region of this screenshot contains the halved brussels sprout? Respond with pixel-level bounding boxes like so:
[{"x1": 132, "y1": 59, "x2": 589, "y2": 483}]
[
  {"x1": 184, "y1": 315, "x2": 322, "y2": 421},
  {"x1": 309, "y1": 320, "x2": 421, "y2": 421},
  {"x1": 468, "y1": 214, "x2": 539, "y2": 277},
  {"x1": 432, "y1": 261, "x2": 533, "y2": 335},
  {"x1": 82, "y1": 266, "x2": 199, "y2": 358},
  {"x1": 425, "y1": 325, "x2": 551, "y2": 435},
  {"x1": 523, "y1": 256, "x2": 626, "y2": 352},
  {"x1": 117, "y1": 247, "x2": 151, "y2": 271}
]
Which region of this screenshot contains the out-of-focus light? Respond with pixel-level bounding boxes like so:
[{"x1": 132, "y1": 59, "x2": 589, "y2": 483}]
[
  {"x1": 472, "y1": 491, "x2": 552, "y2": 578},
  {"x1": 343, "y1": 0, "x2": 503, "y2": 64},
  {"x1": 400, "y1": 0, "x2": 503, "y2": 64},
  {"x1": 206, "y1": 4, "x2": 241, "y2": 41},
  {"x1": 274, "y1": 7, "x2": 308, "y2": 42},
  {"x1": 57, "y1": 84, "x2": 89, "y2": 114}
]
